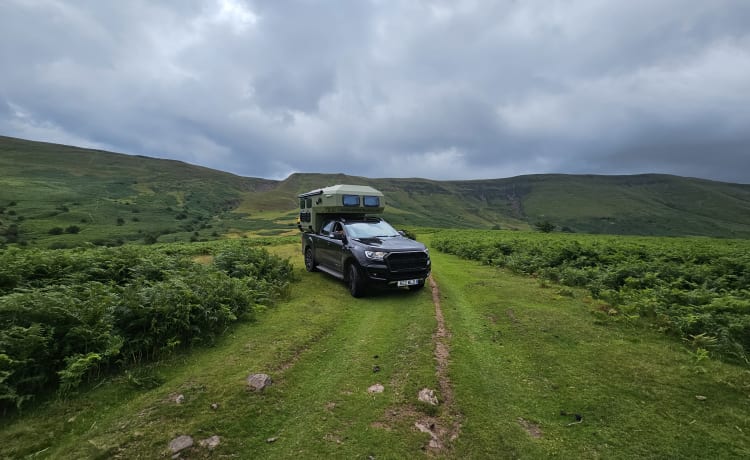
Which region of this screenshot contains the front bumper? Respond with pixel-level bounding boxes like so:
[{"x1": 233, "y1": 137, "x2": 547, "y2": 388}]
[{"x1": 360, "y1": 253, "x2": 431, "y2": 285}]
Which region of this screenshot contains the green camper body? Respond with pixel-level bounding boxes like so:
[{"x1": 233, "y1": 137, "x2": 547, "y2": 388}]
[{"x1": 297, "y1": 184, "x2": 385, "y2": 234}]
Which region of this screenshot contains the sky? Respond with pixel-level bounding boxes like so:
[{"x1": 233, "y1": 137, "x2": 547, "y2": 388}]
[{"x1": 1, "y1": 0, "x2": 750, "y2": 183}]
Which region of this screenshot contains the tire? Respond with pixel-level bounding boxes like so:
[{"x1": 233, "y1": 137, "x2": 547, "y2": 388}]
[
  {"x1": 304, "y1": 247, "x2": 317, "y2": 272},
  {"x1": 348, "y1": 263, "x2": 366, "y2": 298}
]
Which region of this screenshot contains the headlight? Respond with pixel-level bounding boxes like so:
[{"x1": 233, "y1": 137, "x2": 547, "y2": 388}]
[{"x1": 365, "y1": 250, "x2": 387, "y2": 261}]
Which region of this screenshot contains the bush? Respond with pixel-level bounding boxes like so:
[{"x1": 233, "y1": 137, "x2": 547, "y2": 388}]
[
  {"x1": 0, "y1": 240, "x2": 294, "y2": 411},
  {"x1": 433, "y1": 230, "x2": 750, "y2": 365},
  {"x1": 48, "y1": 227, "x2": 64, "y2": 235}
]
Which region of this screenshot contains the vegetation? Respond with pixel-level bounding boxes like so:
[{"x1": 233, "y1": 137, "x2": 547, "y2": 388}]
[
  {"x1": 0, "y1": 240, "x2": 293, "y2": 412},
  {"x1": 0, "y1": 135, "x2": 286, "y2": 248},
  {"x1": 431, "y1": 248, "x2": 749, "y2": 459},
  {"x1": 4, "y1": 136, "x2": 750, "y2": 250},
  {"x1": 433, "y1": 230, "x2": 750, "y2": 365},
  {"x1": 1, "y1": 136, "x2": 750, "y2": 456},
  {"x1": 1, "y1": 243, "x2": 747, "y2": 458}
]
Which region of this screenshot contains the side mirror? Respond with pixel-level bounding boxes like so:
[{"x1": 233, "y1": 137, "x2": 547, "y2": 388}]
[{"x1": 398, "y1": 230, "x2": 405, "y2": 236}]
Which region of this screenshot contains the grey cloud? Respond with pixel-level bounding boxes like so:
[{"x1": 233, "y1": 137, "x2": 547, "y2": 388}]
[{"x1": 1, "y1": 0, "x2": 749, "y2": 183}]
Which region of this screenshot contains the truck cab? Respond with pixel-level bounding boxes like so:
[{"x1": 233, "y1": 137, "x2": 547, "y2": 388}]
[{"x1": 298, "y1": 185, "x2": 431, "y2": 297}]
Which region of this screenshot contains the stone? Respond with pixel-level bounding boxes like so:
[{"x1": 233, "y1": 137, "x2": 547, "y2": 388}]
[
  {"x1": 169, "y1": 435, "x2": 194, "y2": 454},
  {"x1": 418, "y1": 388, "x2": 439, "y2": 406},
  {"x1": 210, "y1": 403, "x2": 219, "y2": 410},
  {"x1": 199, "y1": 435, "x2": 221, "y2": 450},
  {"x1": 174, "y1": 394, "x2": 185, "y2": 404},
  {"x1": 247, "y1": 373, "x2": 272, "y2": 391},
  {"x1": 368, "y1": 383, "x2": 385, "y2": 394}
]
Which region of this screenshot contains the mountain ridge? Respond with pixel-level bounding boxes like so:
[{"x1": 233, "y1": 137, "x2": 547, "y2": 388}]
[{"x1": 2, "y1": 135, "x2": 750, "y2": 246}]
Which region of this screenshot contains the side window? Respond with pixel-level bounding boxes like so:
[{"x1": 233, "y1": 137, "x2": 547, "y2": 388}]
[
  {"x1": 342, "y1": 194, "x2": 360, "y2": 206},
  {"x1": 306, "y1": 198, "x2": 312, "y2": 208},
  {"x1": 321, "y1": 221, "x2": 335, "y2": 235},
  {"x1": 299, "y1": 198, "x2": 306, "y2": 209}
]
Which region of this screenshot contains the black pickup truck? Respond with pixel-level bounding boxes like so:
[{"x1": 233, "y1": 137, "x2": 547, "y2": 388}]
[{"x1": 301, "y1": 216, "x2": 431, "y2": 297}]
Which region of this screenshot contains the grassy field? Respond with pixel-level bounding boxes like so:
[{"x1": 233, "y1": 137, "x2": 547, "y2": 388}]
[
  {"x1": 0, "y1": 136, "x2": 287, "y2": 248},
  {"x1": 4, "y1": 135, "x2": 750, "y2": 249},
  {"x1": 1, "y1": 241, "x2": 747, "y2": 459},
  {"x1": 2, "y1": 135, "x2": 750, "y2": 457}
]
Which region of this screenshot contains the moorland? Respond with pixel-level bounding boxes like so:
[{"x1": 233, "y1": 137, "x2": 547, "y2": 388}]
[{"x1": 1, "y1": 136, "x2": 749, "y2": 458}]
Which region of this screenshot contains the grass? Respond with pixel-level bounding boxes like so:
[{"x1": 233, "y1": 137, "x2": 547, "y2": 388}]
[
  {"x1": 430, "y1": 248, "x2": 750, "y2": 459},
  {"x1": 2, "y1": 241, "x2": 748, "y2": 458},
  {"x1": 0, "y1": 136, "x2": 280, "y2": 248},
  {"x1": 5, "y1": 136, "x2": 750, "y2": 249},
  {"x1": 0, "y1": 243, "x2": 440, "y2": 458}
]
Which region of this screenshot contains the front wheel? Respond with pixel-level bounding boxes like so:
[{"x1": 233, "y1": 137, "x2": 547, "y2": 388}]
[
  {"x1": 348, "y1": 264, "x2": 366, "y2": 298},
  {"x1": 304, "y1": 247, "x2": 317, "y2": 272}
]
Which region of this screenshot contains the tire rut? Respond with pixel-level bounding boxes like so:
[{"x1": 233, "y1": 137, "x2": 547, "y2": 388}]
[{"x1": 424, "y1": 274, "x2": 462, "y2": 450}]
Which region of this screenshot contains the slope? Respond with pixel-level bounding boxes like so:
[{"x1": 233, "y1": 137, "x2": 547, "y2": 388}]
[
  {"x1": 0, "y1": 135, "x2": 276, "y2": 247},
  {"x1": 3, "y1": 135, "x2": 750, "y2": 247}
]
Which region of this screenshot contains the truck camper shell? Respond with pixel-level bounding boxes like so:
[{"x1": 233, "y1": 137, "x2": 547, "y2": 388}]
[{"x1": 298, "y1": 184, "x2": 385, "y2": 233}]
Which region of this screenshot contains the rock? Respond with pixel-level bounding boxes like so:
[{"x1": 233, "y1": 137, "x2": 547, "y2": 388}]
[
  {"x1": 415, "y1": 422, "x2": 440, "y2": 448},
  {"x1": 174, "y1": 394, "x2": 185, "y2": 404},
  {"x1": 247, "y1": 373, "x2": 272, "y2": 391},
  {"x1": 696, "y1": 395, "x2": 707, "y2": 400},
  {"x1": 368, "y1": 383, "x2": 385, "y2": 394},
  {"x1": 418, "y1": 388, "x2": 439, "y2": 406},
  {"x1": 169, "y1": 435, "x2": 194, "y2": 454},
  {"x1": 372, "y1": 365, "x2": 381, "y2": 373},
  {"x1": 210, "y1": 403, "x2": 219, "y2": 410},
  {"x1": 414, "y1": 422, "x2": 432, "y2": 434},
  {"x1": 266, "y1": 437, "x2": 278, "y2": 443},
  {"x1": 199, "y1": 435, "x2": 221, "y2": 449}
]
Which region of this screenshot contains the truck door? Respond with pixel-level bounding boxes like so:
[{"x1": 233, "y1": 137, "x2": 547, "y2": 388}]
[
  {"x1": 328, "y1": 222, "x2": 346, "y2": 272},
  {"x1": 317, "y1": 221, "x2": 343, "y2": 271}
]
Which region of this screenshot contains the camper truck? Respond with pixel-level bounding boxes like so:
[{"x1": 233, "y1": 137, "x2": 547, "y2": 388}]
[{"x1": 298, "y1": 184, "x2": 431, "y2": 297}]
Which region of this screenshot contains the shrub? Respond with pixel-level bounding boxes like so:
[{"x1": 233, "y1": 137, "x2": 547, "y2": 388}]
[
  {"x1": 0, "y1": 240, "x2": 294, "y2": 411},
  {"x1": 433, "y1": 230, "x2": 750, "y2": 365}
]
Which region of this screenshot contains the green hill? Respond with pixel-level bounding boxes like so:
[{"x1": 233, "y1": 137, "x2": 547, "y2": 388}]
[{"x1": 2, "y1": 135, "x2": 750, "y2": 248}]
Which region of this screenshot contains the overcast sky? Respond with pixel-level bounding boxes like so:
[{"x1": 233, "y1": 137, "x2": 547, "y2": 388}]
[{"x1": 2, "y1": 0, "x2": 750, "y2": 183}]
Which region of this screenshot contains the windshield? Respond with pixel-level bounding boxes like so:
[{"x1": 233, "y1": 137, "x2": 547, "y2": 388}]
[{"x1": 344, "y1": 220, "x2": 400, "y2": 239}]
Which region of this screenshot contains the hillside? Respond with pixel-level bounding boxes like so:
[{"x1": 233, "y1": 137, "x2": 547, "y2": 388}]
[
  {"x1": 2, "y1": 135, "x2": 750, "y2": 248},
  {"x1": 0, "y1": 136, "x2": 278, "y2": 247}
]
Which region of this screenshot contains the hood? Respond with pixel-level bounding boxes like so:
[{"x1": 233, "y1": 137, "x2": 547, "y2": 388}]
[{"x1": 354, "y1": 236, "x2": 426, "y2": 252}]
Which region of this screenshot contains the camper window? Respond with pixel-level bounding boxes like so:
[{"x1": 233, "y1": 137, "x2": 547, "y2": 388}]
[
  {"x1": 342, "y1": 194, "x2": 360, "y2": 206},
  {"x1": 363, "y1": 196, "x2": 380, "y2": 207}
]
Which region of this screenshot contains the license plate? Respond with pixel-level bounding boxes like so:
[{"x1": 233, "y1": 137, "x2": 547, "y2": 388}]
[{"x1": 397, "y1": 279, "x2": 420, "y2": 287}]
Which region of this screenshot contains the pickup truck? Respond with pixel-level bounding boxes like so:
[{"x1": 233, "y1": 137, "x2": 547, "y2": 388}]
[{"x1": 301, "y1": 216, "x2": 431, "y2": 297}]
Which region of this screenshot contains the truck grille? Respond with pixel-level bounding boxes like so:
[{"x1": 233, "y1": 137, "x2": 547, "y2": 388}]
[{"x1": 385, "y1": 251, "x2": 429, "y2": 272}]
